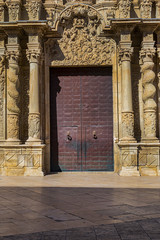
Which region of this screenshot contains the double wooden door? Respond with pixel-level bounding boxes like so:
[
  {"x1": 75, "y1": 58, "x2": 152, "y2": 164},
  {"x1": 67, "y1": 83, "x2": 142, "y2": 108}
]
[{"x1": 50, "y1": 67, "x2": 113, "y2": 171}]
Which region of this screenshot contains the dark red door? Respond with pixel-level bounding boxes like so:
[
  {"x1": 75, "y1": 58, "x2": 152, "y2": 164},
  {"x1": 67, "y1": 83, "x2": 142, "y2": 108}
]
[{"x1": 50, "y1": 67, "x2": 113, "y2": 171}]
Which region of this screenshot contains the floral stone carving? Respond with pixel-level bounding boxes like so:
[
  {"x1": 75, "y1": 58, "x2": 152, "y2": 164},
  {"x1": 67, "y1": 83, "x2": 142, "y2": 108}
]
[
  {"x1": 119, "y1": 0, "x2": 131, "y2": 19},
  {"x1": 49, "y1": 5, "x2": 115, "y2": 66},
  {"x1": 29, "y1": 114, "x2": 40, "y2": 139}
]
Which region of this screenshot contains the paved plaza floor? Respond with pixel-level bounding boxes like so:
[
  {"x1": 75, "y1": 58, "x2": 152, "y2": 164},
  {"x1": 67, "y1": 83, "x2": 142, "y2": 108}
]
[{"x1": 0, "y1": 173, "x2": 160, "y2": 239}]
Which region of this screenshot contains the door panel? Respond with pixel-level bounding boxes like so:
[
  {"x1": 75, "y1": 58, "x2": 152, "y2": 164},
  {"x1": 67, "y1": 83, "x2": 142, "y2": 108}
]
[{"x1": 50, "y1": 67, "x2": 113, "y2": 172}]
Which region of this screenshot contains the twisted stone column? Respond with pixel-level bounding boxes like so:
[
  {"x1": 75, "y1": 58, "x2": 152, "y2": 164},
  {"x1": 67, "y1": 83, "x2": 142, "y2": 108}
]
[
  {"x1": 119, "y1": 46, "x2": 135, "y2": 142},
  {"x1": 6, "y1": 50, "x2": 21, "y2": 143},
  {"x1": 140, "y1": 48, "x2": 157, "y2": 141},
  {"x1": 26, "y1": 48, "x2": 41, "y2": 144}
]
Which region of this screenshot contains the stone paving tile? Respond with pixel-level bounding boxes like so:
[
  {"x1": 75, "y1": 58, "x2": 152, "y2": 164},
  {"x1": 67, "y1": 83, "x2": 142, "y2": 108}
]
[{"x1": 1, "y1": 182, "x2": 160, "y2": 239}]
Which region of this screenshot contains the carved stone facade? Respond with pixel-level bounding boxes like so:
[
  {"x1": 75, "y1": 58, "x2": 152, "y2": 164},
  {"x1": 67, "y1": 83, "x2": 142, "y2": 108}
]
[{"x1": 0, "y1": 0, "x2": 159, "y2": 176}]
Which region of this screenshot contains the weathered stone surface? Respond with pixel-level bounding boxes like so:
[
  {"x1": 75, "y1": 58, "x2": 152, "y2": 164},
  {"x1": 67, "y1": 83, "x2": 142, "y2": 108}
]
[{"x1": 0, "y1": 0, "x2": 158, "y2": 176}]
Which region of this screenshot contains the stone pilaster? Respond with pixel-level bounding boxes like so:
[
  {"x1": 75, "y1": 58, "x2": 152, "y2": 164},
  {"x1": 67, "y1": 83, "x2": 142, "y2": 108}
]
[
  {"x1": 140, "y1": 0, "x2": 152, "y2": 19},
  {"x1": 118, "y1": 0, "x2": 131, "y2": 19},
  {"x1": 6, "y1": 0, "x2": 21, "y2": 22},
  {"x1": 119, "y1": 36, "x2": 135, "y2": 142},
  {"x1": 140, "y1": 33, "x2": 157, "y2": 142},
  {"x1": 6, "y1": 45, "x2": 21, "y2": 144},
  {"x1": 26, "y1": 0, "x2": 41, "y2": 21},
  {"x1": 26, "y1": 45, "x2": 41, "y2": 144},
  {"x1": 0, "y1": 1, "x2": 5, "y2": 22}
]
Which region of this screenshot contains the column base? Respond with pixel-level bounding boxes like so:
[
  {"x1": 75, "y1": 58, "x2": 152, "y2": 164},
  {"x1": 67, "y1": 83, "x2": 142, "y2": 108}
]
[
  {"x1": 26, "y1": 137, "x2": 42, "y2": 145},
  {"x1": 0, "y1": 144, "x2": 45, "y2": 176},
  {"x1": 141, "y1": 137, "x2": 159, "y2": 143},
  {"x1": 119, "y1": 167, "x2": 140, "y2": 176},
  {"x1": 140, "y1": 167, "x2": 158, "y2": 176},
  {"x1": 5, "y1": 139, "x2": 21, "y2": 145},
  {"x1": 120, "y1": 137, "x2": 137, "y2": 143}
]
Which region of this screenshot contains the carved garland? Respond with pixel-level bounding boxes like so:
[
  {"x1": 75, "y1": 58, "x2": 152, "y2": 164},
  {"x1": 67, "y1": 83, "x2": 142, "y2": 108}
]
[{"x1": 48, "y1": 5, "x2": 115, "y2": 66}]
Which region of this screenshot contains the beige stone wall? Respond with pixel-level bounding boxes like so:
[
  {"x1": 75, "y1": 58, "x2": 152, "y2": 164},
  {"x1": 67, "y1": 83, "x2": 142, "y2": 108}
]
[{"x1": 0, "y1": 0, "x2": 159, "y2": 175}]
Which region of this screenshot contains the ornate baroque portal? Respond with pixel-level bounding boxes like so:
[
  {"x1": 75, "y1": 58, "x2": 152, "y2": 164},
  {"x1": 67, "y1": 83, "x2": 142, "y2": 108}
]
[{"x1": 0, "y1": 0, "x2": 160, "y2": 176}]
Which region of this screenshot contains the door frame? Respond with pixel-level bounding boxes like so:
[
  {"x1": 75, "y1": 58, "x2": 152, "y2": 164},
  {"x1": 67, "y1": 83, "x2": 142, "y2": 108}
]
[
  {"x1": 49, "y1": 67, "x2": 114, "y2": 172},
  {"x1": 44, "y1": 44, "x2": 119, "y2": 173}
]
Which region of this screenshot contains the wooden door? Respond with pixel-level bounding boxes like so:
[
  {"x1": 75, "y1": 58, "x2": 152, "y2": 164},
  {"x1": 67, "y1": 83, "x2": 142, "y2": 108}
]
[{"x1": 50, "y1": 67, "x2": 113, "y2": 171}]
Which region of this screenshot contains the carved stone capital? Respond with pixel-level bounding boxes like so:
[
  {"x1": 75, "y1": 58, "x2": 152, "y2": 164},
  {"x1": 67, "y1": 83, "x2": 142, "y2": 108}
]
[
  {"x1": 140, "y1": 0, "x2": 152, "y2": 19},
  {"x1": 119, "y1": 47, "x2": 133, "y2": 63},
  {"x1": 139, "y1": 48, "x2": 155, "y2": 64},
  {"x1": 6, "y1": 50, "x2": 21, "y2": 65},
  {"x1": 26, "y1": 49, "x2": 41, "y2": 63},
  {"x1": 27, "y1": 0, "x2": 41, "y2": 21},
  {"x1": 29, "y1": 113, "x2": 40, "y2": 140},
  {"x1": 7, "y1": 1, "x2": 21, "y2": 22},
  {"x1": 119, "y1": 0, "x2": 132, "y2": 19}
]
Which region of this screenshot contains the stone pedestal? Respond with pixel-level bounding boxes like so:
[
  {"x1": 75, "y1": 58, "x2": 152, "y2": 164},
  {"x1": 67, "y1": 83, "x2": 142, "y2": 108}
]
[
  {"x1": 139, "y1": 145, "x2": 159, "y2": 176},
  {"x1": 118, "y1": 144, "x2": 140, "y2": 176}
]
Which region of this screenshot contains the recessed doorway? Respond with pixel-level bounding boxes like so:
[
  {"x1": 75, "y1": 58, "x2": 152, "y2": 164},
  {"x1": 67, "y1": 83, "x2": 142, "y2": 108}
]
[{"x1": 50, "y1": 67, "x2": 113, "y2": 172}]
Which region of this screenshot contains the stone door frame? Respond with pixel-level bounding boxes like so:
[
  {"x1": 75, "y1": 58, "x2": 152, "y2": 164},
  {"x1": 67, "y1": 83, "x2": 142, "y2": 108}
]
[{"x1": 44, "y1": 49, "x2": 119, "y2": 173}]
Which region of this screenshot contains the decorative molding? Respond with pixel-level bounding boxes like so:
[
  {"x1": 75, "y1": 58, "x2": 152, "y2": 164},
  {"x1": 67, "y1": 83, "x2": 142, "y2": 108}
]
[
  {"x1": 122, "y1": 112, "x2": 134, "y2": 139},
  {"x1": 29, "y1": 113, "x2": 40, "y2": 140},
  {"x1": 119, "y1": 47, "x2": 133, "y2": 64},
  {"x1": 27, "y1": 1, "x2": 41, "y2": 20},
  {"x1": 6, "y1": 50, "x2": 20, "y2": 65},
  {"x1": 7, "y1": 1, "x2": 21, "y2": 21},
  {"x1": 7, "y1": 114, "x2": 19, "y2": 139},
  {"x1": 119, "y1": 0, "x2": 132, "y2": 19},
  {"x1": 47, "y1": 5, "x2": 115, "y2": 66},
  {"x1": 140, "y1": 0, "x2": 152, "y2": 19},
  {"x1": 26, "y1": 49, "x2": 41, "y2": 63}
]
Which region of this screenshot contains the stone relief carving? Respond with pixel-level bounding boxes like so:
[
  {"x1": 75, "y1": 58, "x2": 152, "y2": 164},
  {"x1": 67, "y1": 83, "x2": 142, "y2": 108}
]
[
  {"x1": 140, "y1": 0, "x2": 152, "y2": 19},
  {"x1": 26, "y1": 49, "x2": 41, "y2": 63},
  {"x1": 47, "y1": 5, "x2": 115, "y2": 66},
  {"x1": 122, "y1": 112, "x2": 134, "y2": 138},
  {"x1": 6, "y1": 50, "x2": 20, "y2": 140},
  {"x1": 27, "y1": 1, "x2": 41, "y2": 20},
  {"x1": 7, "y1": 114, "x2": 19, "y2": 139},
  {"x1": 6, "y1": 51, "x2": 20, "y2": 114},
  {"x1": 119, "y1": 47, "x2": 133, "y2": 64},
  {"x1": 140, "y1": 48, "x2": 157, "y2": 139},
  {"x1": 0, "y1": 4, "x2": 4, "y2": 22},
  {"x1": 118, "y1": 0, "x2": 131, "y2": 18},
  {"x1": 29, "y1": 114, "x2": 40, "y2": 139},
  {"x1": 0, "y1": 55, "x2": 5, "y2": 139},
  {"x1": 7, "y1": 2, "x2": 21, "y2": 21},
  {"x1": 106, "y1": 9, "x2": 115, "y2": 25}
]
